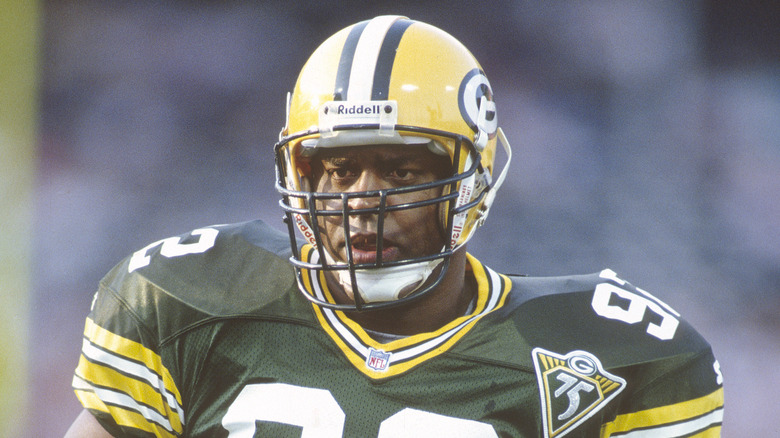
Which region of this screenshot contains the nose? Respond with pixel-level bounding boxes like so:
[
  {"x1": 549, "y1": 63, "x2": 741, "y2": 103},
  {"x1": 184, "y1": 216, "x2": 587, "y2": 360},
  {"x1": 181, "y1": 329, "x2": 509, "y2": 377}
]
[{"x1": 346, "y1": 171, "x2": 384, "y2": 212}]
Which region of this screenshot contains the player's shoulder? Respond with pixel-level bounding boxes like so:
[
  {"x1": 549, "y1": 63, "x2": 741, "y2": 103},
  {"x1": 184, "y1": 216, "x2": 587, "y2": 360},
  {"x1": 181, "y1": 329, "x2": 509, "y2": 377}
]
[
  {"x1": 496, "y1": 268, "x2": 712, "y2": 368},
  {"x1": 94, "y1": 220, "x2": 301, "y2": 330}
]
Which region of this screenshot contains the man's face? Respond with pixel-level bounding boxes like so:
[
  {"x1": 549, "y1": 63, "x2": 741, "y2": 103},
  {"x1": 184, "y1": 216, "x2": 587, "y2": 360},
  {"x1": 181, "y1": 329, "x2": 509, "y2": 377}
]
[{"x1": 309, "y1": 144, "x2": 451, "y2": 268}]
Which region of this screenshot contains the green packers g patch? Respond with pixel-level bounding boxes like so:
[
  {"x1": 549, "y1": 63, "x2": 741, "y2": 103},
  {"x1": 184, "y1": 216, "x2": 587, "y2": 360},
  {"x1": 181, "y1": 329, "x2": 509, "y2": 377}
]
[{"x1": 532, "y1": 348, "x2": 626, "y2": 438}]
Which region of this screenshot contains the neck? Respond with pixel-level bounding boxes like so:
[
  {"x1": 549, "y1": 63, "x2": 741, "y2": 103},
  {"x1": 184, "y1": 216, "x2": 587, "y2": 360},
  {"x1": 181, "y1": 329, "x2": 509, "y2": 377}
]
[{"x1": 328, "y1": 249, "x2": 475, "y2": 336}]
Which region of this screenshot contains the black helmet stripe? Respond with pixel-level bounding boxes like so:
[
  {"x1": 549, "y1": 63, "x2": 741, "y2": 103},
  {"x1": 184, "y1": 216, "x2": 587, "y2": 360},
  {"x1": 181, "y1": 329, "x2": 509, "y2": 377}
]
[
  {"x1": 371, "y1": 19, "x2": 413, "y2": 100},
  {"x1": 333, "y1": 20, "x2": 368, "y2": 101},
  {"x1": 332, "y1": 16, "x2": 414, "y2": 102}
]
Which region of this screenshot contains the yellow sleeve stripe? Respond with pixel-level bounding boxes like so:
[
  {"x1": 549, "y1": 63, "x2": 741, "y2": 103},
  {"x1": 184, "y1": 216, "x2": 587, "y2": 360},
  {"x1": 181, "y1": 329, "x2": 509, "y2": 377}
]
[
  {"x1": 83, "y1": 317, "x2": 183, "y2": 405},
  {"x1": 75, "y1": 354, "x2": 184, "y2": 432},
  {"x1": 601, "y1": 387, "x2": 724, "y2": 437},
  {"x1": 73, "y1": 375, "x2": 180, "y2": 438},
  {"x1": 73, "y1": 375, "x2": 110, "y2": 414}
]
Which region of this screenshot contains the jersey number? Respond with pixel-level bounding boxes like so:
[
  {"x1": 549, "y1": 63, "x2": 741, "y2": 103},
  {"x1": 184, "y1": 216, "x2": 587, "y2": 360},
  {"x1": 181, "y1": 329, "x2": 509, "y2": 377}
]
[
  {"x1": 222, "y1": 383, "x2": 498, "y2": 437},
  {"x1": 127, "y1": 227, "x2": 219, "y2": 272},
  {"x1": 591, "y1": 273, "x2": 680, "y2": 340}
]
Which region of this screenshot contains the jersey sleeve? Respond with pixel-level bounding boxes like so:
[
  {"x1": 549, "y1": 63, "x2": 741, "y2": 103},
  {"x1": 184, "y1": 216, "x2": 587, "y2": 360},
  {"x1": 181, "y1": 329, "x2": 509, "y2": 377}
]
[
  {"x1": 72, "y1": 277, "x2": 185, "y2": 438},
  {"x1": 509, "y1": 270, "x2": 725, "y2": 437},
  {"x1": 71, "y1": 221, "x2": 293, "y2": 437},
  {"x1": 594, "y1": 274, "x2": 725, "y2": 437},
  {"x1": 600, "y1": 347, "x2": 724, "y2": 437}
]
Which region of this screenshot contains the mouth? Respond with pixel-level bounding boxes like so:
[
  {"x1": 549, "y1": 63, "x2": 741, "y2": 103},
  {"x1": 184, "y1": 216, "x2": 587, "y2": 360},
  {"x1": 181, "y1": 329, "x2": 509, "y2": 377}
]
[{"x1": 347, "y1": 234, "x2": 400, "y2": 265}]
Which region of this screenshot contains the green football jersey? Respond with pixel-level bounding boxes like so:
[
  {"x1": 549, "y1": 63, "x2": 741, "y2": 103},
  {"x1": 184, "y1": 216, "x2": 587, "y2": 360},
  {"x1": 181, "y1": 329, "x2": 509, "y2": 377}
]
[{"x1": 73, "y1": 220, "x2": 723, "y2": 437}]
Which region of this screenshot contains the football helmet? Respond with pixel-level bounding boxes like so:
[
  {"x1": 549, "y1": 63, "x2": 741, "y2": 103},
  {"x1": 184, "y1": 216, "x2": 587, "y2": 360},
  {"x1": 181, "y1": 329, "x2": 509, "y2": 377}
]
[{"x1": 275, "y1": 15, "x2": 511, "y2": 310}]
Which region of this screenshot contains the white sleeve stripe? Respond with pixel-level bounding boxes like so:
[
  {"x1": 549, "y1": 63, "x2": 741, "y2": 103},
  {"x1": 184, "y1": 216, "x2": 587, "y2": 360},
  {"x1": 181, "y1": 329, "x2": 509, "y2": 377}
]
[
  {"x1": 73, "y1": 374, "x2": 93, "y2": 391},
  {"x1": 610, "y1": 407, "x2": 723, "y2": 437},
  {"x1": 81, "y1": 338, "x2": 185, "y2": 423},
  {"x1": 74, "y1": 375, "x2": 177, "y2": 434}
]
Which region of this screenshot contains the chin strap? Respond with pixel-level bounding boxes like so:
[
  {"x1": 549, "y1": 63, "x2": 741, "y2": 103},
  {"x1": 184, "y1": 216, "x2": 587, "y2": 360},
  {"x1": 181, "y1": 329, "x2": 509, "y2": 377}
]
[
  {"x1": 474, "y1": 127, "x2": 512, "y2": 230},
  {"x1": 338, "y1": 258, "x2": 444, "y2": 303},
  {"x1": 484, "y1": 128, "x2": 512, "y2": 210},
  {"x1": 324, "y1": 249, "x2": 443, "y2": 304}
]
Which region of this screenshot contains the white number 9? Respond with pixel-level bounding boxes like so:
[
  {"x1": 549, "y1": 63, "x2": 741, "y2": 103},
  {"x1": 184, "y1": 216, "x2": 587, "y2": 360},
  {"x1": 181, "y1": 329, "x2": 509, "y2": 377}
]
[{"x1": 591, "y1": 282, "x2": 680, "y2": 340}]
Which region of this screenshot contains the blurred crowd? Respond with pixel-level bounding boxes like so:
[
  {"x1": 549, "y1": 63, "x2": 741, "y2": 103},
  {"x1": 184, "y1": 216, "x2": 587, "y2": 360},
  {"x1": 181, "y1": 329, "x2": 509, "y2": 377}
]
[{"x1": 32, "y1": 1, "x2": 777, "y2": 436}]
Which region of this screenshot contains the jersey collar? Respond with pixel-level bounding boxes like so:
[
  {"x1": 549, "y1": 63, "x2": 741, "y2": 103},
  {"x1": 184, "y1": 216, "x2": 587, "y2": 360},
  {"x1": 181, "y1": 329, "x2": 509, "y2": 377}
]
[{"x1": 299, "y1": 244, "x2": 511, "y2": 379}]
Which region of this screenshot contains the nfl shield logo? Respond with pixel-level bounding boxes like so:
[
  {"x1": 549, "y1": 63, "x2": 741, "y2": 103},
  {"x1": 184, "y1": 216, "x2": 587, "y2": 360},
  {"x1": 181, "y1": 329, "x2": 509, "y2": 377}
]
[{"x1": 366, "y1": 348, "x2": 392, "y2": 372}]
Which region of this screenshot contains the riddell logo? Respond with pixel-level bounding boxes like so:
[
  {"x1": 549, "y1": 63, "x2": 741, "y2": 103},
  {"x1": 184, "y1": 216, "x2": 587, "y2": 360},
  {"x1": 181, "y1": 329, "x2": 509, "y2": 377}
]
[
  {"x1": 450, "y1": 223, "x2": 463, "y2": 247},
  {"x1": 326, "y1": 104, "x2": 387, "y2": 116},
  {"x1": 332, "y1": 105, "x2": 382, "y2": 116},
  {"x1": 450, "y1": 183, "x2": 473, "y2": 246},
  {"x1": 294, "y1": 214, "x2": 318, "y2": 247},
  {"x1": 319, "y1": 101, "x2": 396, "y2": 127}
]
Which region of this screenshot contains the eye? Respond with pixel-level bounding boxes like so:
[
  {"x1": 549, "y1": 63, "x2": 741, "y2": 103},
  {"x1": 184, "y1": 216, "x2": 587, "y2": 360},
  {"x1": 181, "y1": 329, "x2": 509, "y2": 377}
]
[
  {"x1": 388, "y1": 166, "x2": 429, "y2": 184},
  {"x1": 322, "y1": 162, "x2": 355, "y2": 181},
  {"x1": 391, "y1": 169, "x2": 411, "y2": 179},
  {"x1": 330, "y1": 168, "x2": 352, "y2": 179}
]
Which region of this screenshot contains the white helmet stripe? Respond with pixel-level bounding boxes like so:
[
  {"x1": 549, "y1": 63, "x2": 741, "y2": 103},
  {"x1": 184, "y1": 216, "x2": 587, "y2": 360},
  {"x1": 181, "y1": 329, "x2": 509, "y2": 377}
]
[{"x1": 347, "y1": 16, "x2": 406, "y2": 101}]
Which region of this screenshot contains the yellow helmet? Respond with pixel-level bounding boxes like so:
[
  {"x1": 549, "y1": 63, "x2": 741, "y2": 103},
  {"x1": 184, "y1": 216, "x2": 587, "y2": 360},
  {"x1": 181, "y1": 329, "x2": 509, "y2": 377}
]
[{"x1": 275, "y1": 15, "x2": 511, "y2": 310}]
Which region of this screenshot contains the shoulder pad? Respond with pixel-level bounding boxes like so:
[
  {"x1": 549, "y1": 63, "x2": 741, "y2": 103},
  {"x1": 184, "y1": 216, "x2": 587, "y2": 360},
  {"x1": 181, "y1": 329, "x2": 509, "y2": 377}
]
[
  {"x1": 495, "y1": 269, "x2": 711, "y2": 369},
  {"x1": 96, "y1": 220, "x2": 300, "y2": 337}
]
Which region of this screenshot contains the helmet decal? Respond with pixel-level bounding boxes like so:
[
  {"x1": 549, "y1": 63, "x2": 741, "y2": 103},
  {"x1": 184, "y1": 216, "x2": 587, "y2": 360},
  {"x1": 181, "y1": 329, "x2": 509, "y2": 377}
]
[
  {"x1": 333, "y1": 16, "x2": 414, "y2": 101},
  {"x1": 458, "y1": 68, "x2": 498, "y2": 148}
]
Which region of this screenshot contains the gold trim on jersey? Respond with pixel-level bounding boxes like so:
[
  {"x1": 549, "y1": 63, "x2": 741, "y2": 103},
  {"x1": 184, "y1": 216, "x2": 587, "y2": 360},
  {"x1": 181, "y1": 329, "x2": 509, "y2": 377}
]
[
  {"x1": 599, "y1": 387, "x2": 724, "y2": 437},
  {"x1": 300, "y1": 245, "x2": 511, "y2": 379},
  {"x1": 73, "y1": 317, "x2": 185, "y2": 436}
]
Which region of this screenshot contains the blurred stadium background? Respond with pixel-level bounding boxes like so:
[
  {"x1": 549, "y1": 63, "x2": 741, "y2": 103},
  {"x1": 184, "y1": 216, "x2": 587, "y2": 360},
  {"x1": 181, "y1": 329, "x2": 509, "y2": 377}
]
[{"x1": 1, "y1": 1, "x2": 776, "y2": 436}]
